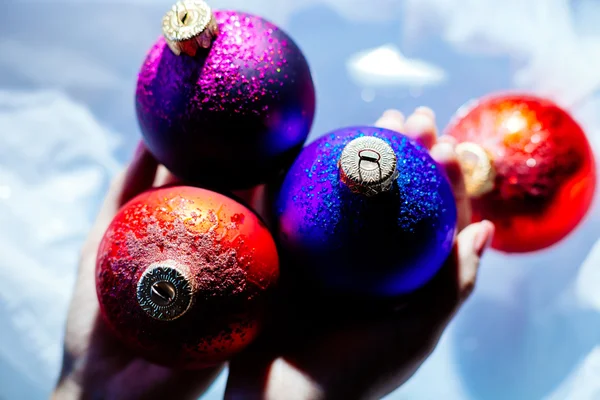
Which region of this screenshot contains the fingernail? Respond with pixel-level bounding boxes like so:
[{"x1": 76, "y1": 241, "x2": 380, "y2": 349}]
[
  {"x1": 430, "y1": 142, "x2": 455, "y2": 163},
  {"x1": 438, "y1": 135, "x2": 457, "y2": 145},
  {"x1": 405, "y1": 113, "x2": 434, "y2": 134},
  {"x1": 414, "y1": 106, "x2": 435, "y2": 120},
  {"x1": 375, "y1": 110, "x2": 405, "y2": 132},
  {"x1": 382, "y1": 109, "x2": 405, "y2": 121},
  {"x1": 473, "y1": 220, "x2": 494, "y2": 257}
]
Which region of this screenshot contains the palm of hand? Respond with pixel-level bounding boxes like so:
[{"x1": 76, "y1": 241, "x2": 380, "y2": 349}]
[
  {"x1": 53, "y1": 109, "x2": 493, "y2": 400},
  {"x1": 54, "y1": 161, "x2": 223, "y2": 400}
]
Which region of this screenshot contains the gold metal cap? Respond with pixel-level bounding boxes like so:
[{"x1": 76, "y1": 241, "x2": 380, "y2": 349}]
[
  {"x1": 455, "y1": 141, "x2": 496, "y2": 198},
  {"x1": 162, "y1": 0, "x2": 219, "y2": 57},
  {"x1": 339, "y1": 136, "x2": 398, "y2": 196},
  {"x1": 136, "y1": 261, "x2": 193, "y2": 321}
]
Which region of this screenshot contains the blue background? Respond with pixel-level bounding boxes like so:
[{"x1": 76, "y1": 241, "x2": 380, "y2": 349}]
[{"x1": 1, "y1": 0, "x2": 600, "y2": 399}]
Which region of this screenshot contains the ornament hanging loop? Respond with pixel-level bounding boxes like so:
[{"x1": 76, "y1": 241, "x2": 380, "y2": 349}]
[
  {"x1": 162, "y1": 0, "x2": 219, "y2": 57},
  {"x1": 151, "y1": 281, "x2": 177, "y2": 306},
  {"x1": 455, "y1": 141, "x2": 496, "y2": 198}
]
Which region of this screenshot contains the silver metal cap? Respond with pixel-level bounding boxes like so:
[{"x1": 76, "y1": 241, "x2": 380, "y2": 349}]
[
  {"x1": 162, "y1": 0, "x2": 219, "y2": 57},
  {"x1": 338, "y1": 136, "x2": 398, "y2": 196},
  {"x1": 136, "y1": 261, "x2": 193, "y2": 321}
]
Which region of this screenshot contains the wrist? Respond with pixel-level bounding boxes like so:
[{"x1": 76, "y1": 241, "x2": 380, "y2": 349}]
[
  {"x1": 52, "y1": 363, "x2": 109, "y2": 400},
  {"x1": 52, "y1": 376, "x2": 87, "y2": 400}
]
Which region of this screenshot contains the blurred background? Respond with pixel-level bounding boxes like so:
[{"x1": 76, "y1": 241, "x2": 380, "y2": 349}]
[{"x1": 1, "y1": 0, "x2": 600, "y2": 399}]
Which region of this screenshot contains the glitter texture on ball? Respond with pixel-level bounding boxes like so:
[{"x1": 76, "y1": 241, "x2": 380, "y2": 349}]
[
  {"x1": 275, "y1": 126, "x2": 457, "y2": 297},
  {"x1": 136, "y1": 9, "x2": 316, "y2": 190},
  {"x1": 96, "y1": 186, "x2": 279, "y2": 368},
  {"x1": 446, "y1": 93, "x2": 596, "y2": 253}
]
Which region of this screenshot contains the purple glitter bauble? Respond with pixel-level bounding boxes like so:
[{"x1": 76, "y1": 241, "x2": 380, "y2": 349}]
[
  {"x1": 275, "y1": 127, "x2": 457, "y2": 296},
  {"x1": 136, "y1": 11, "x2": 316, "y2": 189}
]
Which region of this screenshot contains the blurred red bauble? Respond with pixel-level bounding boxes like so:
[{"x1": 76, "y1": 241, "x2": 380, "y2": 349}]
[
  {"x1": 96, "y1": 186, "x2": 279, "y2": 368},
  {"x1": 446, "y1": 93, "x2": 596, "y2": 253}
]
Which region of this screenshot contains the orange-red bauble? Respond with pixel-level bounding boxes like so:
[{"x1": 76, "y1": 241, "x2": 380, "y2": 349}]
[
  {"x1": 446, "y1": 93, "x2": 596, "y2": 253},
  {"x1": 95, "y1": 186, "x2": 279, "y2": 368}
]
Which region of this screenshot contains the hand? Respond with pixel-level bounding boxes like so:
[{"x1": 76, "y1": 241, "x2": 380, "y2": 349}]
[
  {"x1": 53, "y1": 107, "x2": 494, "y2": 400},
  {"x1": 223, "y1": 108, "x2": 495, "y2": 400},
  {"x1": 52, "y1": 145, "x2": 223, "y2": 400}
]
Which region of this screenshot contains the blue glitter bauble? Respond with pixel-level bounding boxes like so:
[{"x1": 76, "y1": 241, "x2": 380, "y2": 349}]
[{"x1": 275, "y1": 126, "x2": 457, "y2": 296}]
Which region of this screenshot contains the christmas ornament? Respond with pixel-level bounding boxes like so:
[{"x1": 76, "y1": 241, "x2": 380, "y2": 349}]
[
  {"x1": 96, "y1": 186, "x2": 279, "y2": 368},
  {"x1": 275, "y1": 127, "x2": 457, "y2": 296},
  {"x1": 136, "y1": 0, "x2": 316, "y2": 190},
  {"x1": 446, "y1": 93, "x2": 596, "y2": 253}
]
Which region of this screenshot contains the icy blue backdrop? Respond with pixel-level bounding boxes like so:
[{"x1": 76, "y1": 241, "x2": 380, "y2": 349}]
[{"x1": 1, "y1": 0, "x2": 599, "y2": 399}]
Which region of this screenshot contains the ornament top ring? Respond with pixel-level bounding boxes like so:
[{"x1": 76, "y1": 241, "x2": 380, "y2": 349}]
[
  {"x1": 162, "y1": 0, "x2": 219, "y2": 56},
  {"x1": 339, "y1": 136, "x2": 399, "y2": 196},
  {"x1": 455, "y1": 141, "x2": 496, "y2": 198},
  {"x1": 136, "y1": 261, "x2": 193, "y2": 322}
]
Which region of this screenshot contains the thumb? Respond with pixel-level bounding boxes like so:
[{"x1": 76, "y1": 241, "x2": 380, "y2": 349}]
[
  {"x1": 455, "y1": 220, "x2": 495, "y2": 301},
  {"x1": 407, "y1": 220, "x2": 495, "y2": 347}
]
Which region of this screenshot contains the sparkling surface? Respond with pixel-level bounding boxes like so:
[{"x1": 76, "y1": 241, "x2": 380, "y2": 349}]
[
  {"x1": 446, "y1": 93, "x2": 597, "y2": 253},
  {"x1": 3, "y1": 2, "x2": 600, "y2": 399},
  {"x1": 136, "y1": 11, "x2": 316, "y2": 189},
  {"x1": 276, "y1": 126, "x2": 457, "y2": 296},
  {"x1": 96, "y1": 186, "x2": 279, "y2": 368}
]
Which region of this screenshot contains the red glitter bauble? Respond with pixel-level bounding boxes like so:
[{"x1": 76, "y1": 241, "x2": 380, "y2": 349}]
[
  {"x1": 95, "y1": 186, "x2": 279, "y2": 368},
  {"x1": 446, "y1": 93, "x2": 596, "y2": 253}
]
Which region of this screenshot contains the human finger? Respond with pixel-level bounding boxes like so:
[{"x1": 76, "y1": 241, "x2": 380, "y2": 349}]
[
  {"x1": 430, "y1": 141, "x2": 472, "y2": 231},
  {"x1": 374, "y1": 109, "x2": 405, "y2": 132},
  {"x1": 403, "y1": 107, "x2": 437, "y2": 150}
]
